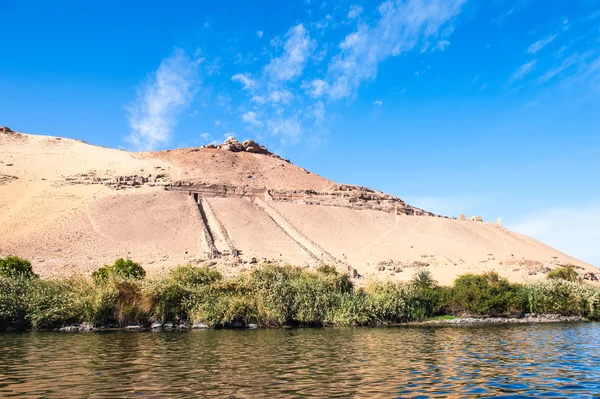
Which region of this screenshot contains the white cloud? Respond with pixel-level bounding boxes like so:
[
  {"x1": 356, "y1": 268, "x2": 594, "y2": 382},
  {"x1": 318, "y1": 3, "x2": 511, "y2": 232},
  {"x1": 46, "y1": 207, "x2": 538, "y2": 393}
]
[
  {"x1": 126, "y1": 49, "x2": 198, "y2": 150},
  {"x1": 374, "y1": 100, "x2": 383, "y2": 105},
  {"x1": 200, "y1": 132, "x2": 211, "y2": 139},
  {"x1": 231, "y1": 73, "x2": 256, "y2": 90},
  {"x1": 215, "y1": 120, "x2": 222, "y2": 126},
  {"x1": 323, "y1": 0, "x2": 465, "y2": 99},
  {"x1": 267, "y1": 117, "x2": 303, "y2": 144},
  {"x1": 511, "y1": 204, "x2": 600, "y2": 267},
  {"x1": 311, "y1": 101, "x2": 325, "y2": 122},
  {"x1": 510, "y1": 60, "x2": 537, "y2": 82},
  {"x1": 250, "y1": 95, "x2": 266, "y2": 104},
  {"x1": 256, "y1": 30, "x2": 264, "y2": 38},
  {"x1": 264, "y1": 24, "x2": 316, "y2": 82},
  {"x1": 305, "y1": 79, "x2": 329, "y2": 97},
  {"x1": 538, "y1": 54, "x2": 578, "y2": 83},
  {"x1": 526, "y1": 34, "x2": 557, "y2": 54},
  {"x1": 242, "y1": 111, "x2": 263, "y2": 126},
  {"x1": 434, "y1": 40, "x2": 451, "y2": 51},
  {"x1": 229, "y1": 0, "x2": 466, "y2": 147},
  {"x1": 347, "y1": 5, "x2": 363, "y2": 19}
]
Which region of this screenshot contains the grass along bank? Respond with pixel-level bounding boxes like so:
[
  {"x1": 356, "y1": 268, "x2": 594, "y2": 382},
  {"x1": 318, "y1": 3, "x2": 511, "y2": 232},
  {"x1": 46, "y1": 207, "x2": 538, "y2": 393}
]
[{"x1": 1, "y1": 257, "x2": 599, "y2": 331}]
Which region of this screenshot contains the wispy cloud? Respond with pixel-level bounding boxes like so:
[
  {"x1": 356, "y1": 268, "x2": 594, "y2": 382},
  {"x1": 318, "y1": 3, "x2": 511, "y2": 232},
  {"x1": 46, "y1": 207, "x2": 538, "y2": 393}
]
[
  {"x1": 526, "y1": 34, "x2": 557, "y2": 54},
  {"x1": 256, "y1": 30, "x2": 264, "y2": 38},
  {"x1": 126, "y1": 49, "x2": 198, "y2": 151},
  {"x1": 434, "y1": 40, "x2": 451, "y2": 51},
  {"x1": 242, "y1": 111, "x2": 263, "y2": 126},
  {"x1": 311, "y1": 0, "x2": 465, "y2": 99},
  {"x1": 510, "y1": 60, "x2": 537, "y2": 82},
  {"x1": 231, "y1": 73, "x2": 256, "y2": 90},
  {"x1": 264, "y1": 24, "x2": 316, "y2": 82},
  {"x1": 511, "y1": 203, "x2": 600, "y2": 267},
  {"x1": 234, "y1": 24, "x2": 322, "y2": 144},
  {"x1": 228, "y1": 0, "x2": 466, "y2": 146},
  {"x1": 537, "y1": 54, "x2": 578, "y2": 83},
  {"x1": 347, "y1": 5, "x2": 363, "y2": 19},
  {"x1": 493, "y1": 0, "x2": 530, "y2": 26}
]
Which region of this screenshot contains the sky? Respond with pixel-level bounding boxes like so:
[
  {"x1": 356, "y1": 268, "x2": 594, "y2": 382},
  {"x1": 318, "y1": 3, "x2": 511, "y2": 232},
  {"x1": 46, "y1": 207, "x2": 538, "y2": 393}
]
[{"x1": 1, "y1": 0, "x2": 599, "y2": 266}]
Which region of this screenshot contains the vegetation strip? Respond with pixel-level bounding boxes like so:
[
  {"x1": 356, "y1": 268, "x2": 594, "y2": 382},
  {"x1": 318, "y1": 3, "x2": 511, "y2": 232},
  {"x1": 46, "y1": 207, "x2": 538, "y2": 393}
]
[{"x1": 1, "y1": 256, "x2": 598, "y2": 332}]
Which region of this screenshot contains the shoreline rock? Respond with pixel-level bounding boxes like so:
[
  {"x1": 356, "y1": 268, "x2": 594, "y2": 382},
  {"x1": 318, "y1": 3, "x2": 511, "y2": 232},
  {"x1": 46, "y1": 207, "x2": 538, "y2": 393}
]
[{"x1": 416, "y1": 314, "x2": 583, "y2": 326}]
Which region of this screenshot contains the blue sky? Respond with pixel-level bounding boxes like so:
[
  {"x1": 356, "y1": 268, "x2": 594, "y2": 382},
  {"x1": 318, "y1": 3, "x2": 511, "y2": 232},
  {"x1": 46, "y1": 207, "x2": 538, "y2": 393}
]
[{"x1": 1, "y1": 0, "x2": 599, "y2": 265}]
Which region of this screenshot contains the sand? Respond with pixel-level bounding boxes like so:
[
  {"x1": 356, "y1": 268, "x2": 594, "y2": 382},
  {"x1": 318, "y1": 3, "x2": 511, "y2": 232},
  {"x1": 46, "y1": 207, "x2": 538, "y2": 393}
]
[{"x1": 1, "y1": 130, "x2": 597, "y2": 285}]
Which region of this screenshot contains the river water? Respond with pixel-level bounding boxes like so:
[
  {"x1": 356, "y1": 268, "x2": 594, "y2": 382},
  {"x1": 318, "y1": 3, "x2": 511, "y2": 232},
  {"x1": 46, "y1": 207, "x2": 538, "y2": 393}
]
[{"x1": 0, "y1": 323, "x2": 599, "y2": 398}]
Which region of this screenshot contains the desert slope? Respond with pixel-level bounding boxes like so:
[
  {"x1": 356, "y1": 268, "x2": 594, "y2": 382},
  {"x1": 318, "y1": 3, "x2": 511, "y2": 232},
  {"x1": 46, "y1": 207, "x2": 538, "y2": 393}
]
[{"x1": 0, "y1": 128, "x2": 597, "y2": 284}]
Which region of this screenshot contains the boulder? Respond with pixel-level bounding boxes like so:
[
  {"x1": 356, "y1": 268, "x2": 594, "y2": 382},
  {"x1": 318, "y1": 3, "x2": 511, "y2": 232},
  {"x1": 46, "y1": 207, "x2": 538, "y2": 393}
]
[
  {"x1": 125, "y1": 325, "x2": 144, "y2": 331},
  {"x1": 224, "y1": 136, "x2": 237, "y2": 145},
  {"x1": 151, "y1": 322, "x2": 163, "y2": 330},
  {"x1": 245, "y1": 145, "x2": 262, "y2": 153},
  {"x1": 0, "y1": 126, "x2": 13, "y2": 133},
  {"x1": 59, "y1": 325, "x2": 80, "y2": 332}
]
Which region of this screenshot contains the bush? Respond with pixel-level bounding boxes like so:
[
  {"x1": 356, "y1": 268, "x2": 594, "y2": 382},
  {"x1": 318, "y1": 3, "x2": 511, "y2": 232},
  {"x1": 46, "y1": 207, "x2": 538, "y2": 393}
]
[
  {"x1": 0, "y1": 275, "x2": 31, "y2": 330},
  {"x1": 92, "y1": 258, "x2": 146, "y2": 284},
  {"x1": 450, "y1": 272, "x2": 526, "y2": 316},
  {"x1": 547, "y1": 266, "x2": 579, "y2": 282},
  {"x1": 0, "y1": 263, "x2": 599, "y2": 331},
  {"x1": 24, "y1": 278, "x2": 91, "y2": 330},
  {"x1": 523, "y1": 279, "x2": 600, "y2": 319},
  {"x1": 0, "y1": 256, "x2": 37, "y2": 279},
  {"x1": 363, "y1": 281, "x2": 407, "y2": 323},
  {"x1": 168, "y1": 264, "x2": 222, "y2": 287}
]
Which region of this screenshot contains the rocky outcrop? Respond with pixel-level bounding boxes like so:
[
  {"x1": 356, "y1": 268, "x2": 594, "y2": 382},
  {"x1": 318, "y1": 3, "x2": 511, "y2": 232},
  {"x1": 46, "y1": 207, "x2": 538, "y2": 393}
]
[
  {"x1": 202, "y1": 136, "x2": 291, "y2": 162},
  {"x1": 0, "y1": 126, "x2": 13, "y2": 133}
]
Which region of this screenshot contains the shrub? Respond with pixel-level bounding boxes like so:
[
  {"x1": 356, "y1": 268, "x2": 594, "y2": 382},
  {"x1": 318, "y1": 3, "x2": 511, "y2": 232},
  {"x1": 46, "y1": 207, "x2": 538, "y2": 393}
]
[
  {"x1": 523, "y1": 279, "x2": 600, "y2": 318},
  {"x1": 24, "y1": 278, "x2": 90, "y2": 330},
  {"x1": 363, "y1": 281, "x2": 407, "y2": 323},
  {"x1": 547, "y1": 266, "x2": 579, "y2": 282},
  {"x1": 92, "y1": 258, "x2": 146, "y2": 284},
  {"x1": 168, "y1": 264, "x2": 222, "y2": 287},
  {"x1": 0, "y1": 275, "x2": 31, "y2": 330},
  {"x1": 450, "y1": 272, "x2": 526, "y2": 316},
  {"x1": 0, "y1": 256, "x2": 37, "y2": 279},
  {"x1": 249, "y1": 265, "x2": 300, "y2": 326},
  {"x1": 327, "y1": 291, "x2": 370, "y2": 326}
]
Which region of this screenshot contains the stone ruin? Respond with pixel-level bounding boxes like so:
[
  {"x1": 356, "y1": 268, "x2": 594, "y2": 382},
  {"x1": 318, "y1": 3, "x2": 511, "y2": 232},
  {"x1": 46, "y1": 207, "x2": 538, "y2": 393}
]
[{"x1": 458, "y1": 214, "x2": 483, "y2": 222}]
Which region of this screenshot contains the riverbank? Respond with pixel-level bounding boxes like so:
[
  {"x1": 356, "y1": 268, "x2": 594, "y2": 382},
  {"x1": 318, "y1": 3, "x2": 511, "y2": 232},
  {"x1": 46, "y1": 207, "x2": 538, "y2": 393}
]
[
  {"x1": 49, "y1": 314, "x2": 587, "y2": 333},
  {"x1": 2, "y1": 258, "x2": 599, "y2": 332}
]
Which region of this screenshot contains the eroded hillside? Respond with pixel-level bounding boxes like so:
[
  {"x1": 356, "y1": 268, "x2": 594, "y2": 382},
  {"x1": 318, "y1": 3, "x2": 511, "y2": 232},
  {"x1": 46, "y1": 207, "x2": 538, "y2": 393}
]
[{"x1": 1, "y1": 128, "x2": 597, "y2": 284}]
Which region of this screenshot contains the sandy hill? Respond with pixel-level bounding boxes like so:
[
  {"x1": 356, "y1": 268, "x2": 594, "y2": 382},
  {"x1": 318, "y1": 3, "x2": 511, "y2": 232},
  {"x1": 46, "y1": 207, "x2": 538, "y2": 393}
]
[{"x1": 1, "y1": 127, "x2": 597, "y2": 285}]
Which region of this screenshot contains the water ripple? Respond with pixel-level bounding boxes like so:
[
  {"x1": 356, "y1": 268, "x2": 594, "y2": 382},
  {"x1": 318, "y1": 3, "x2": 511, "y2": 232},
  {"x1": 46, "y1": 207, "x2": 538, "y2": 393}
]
[{"x1": 0, "y1": 323, "x2": 599, "y2": 398}]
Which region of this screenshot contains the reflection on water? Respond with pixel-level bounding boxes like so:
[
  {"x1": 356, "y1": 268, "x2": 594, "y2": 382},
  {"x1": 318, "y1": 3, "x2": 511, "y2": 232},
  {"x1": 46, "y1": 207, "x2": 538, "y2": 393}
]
[{"x1": 0, "y1": 324, "x2": 599, "y2": 398}]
